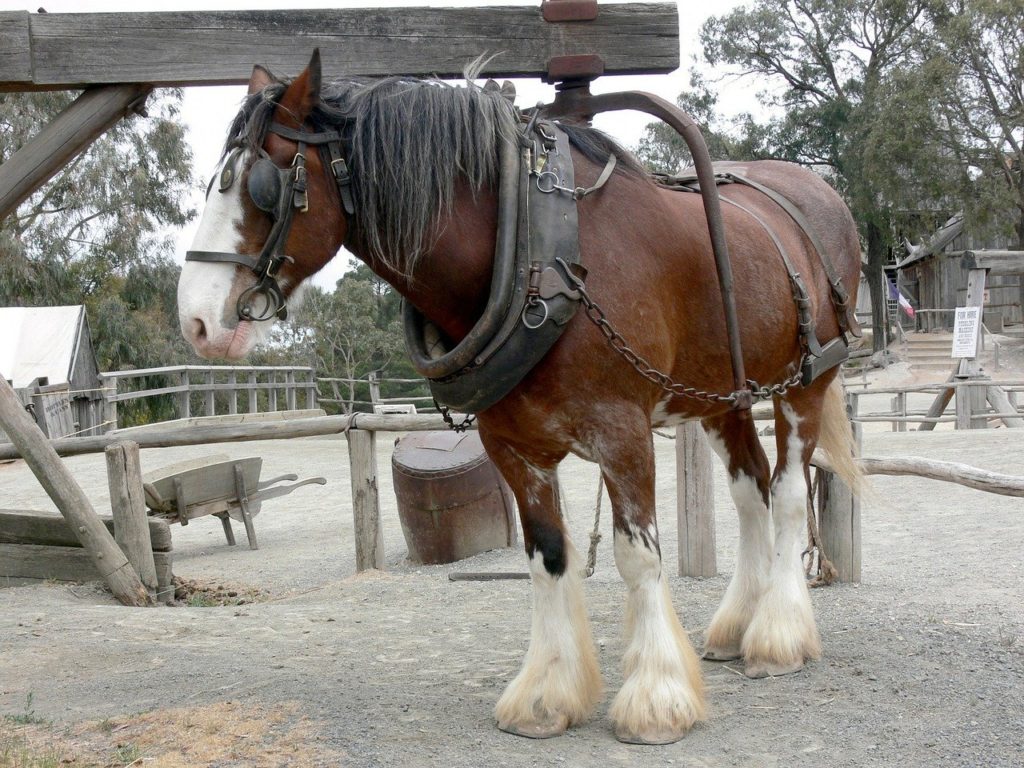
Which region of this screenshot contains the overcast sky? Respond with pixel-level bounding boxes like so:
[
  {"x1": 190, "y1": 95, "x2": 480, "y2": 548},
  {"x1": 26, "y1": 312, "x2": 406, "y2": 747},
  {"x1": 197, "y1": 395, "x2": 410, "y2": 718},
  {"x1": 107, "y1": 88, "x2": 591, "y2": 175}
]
[{"x1": 6, "y1": 0, "x2": 753, "y2": 287}]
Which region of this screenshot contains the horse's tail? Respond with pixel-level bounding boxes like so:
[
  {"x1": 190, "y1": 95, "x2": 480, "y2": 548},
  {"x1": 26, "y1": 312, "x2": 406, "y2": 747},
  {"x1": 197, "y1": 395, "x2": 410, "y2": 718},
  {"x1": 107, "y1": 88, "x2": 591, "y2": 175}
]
[{"x1": 816, "y1": 377, "x2": 862, "y2": 492}]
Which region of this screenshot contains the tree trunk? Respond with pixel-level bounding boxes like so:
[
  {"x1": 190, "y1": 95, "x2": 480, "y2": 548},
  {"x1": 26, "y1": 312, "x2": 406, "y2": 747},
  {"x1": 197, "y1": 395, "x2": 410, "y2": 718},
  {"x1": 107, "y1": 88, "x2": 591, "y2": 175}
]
[{"x1": 863, "y1": 218, "x2": 889, "y2": 353}]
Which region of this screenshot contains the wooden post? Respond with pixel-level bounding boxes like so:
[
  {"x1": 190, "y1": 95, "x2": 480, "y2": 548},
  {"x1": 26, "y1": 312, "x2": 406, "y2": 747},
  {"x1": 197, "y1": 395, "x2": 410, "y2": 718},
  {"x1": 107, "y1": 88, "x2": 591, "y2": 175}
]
[
  {"x1": 268, "y1": 371, "x2": 278, "y2": 412},
  {"x1": 100, "y1": 374, "x2": 118, "y2": 432},
  {"x1": 248, "y1": 371, "x2": 258, "y2": 413},
  {"x1": 177, "y1": 369, "x2": 190, "y2": 419},
  {"x1": 955, "y1": 268, "x2": 990, "y2": 429},
  {"x1": 228, "y1": 370, "x2": 238, "y2": 415},
  {"x1": 816, "y1": 393, "x2": 862, "y2": 583},
  {"x1": 105, "y1": 441, "x2": 157, "y2": 594},
  {"x1": 306, "y1": 370, "x2": 317, "y2": 409},
  {"x1": 676, "y1": 422, "x2": 716, "y2": 577},
  {"x1": 203, "y1": 369, "x2": 215, "y2": 416},
  {"x1": 346, "y1": 428, "x2": 384, "y2": 571},
  {"x1": 286, "y1": 370, "x2": 297, "y2": 410},
  {"x1": 0, "y1": 376, "x2": 150, "y2": 606}
]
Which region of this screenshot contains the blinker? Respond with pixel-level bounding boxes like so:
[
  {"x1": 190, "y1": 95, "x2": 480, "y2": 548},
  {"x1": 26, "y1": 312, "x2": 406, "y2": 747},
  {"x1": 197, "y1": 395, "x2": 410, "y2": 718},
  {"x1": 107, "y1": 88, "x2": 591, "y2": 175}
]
[{"x1": 248, "y1": 156, "x2": 284, "y2": 215}]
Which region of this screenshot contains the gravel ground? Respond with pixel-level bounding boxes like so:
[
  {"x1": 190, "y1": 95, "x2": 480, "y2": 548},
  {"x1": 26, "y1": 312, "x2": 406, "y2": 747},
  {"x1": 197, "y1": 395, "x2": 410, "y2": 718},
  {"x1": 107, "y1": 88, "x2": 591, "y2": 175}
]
[{"x1": 1, "y1": 385, "x2": 1023, "y2": 766}]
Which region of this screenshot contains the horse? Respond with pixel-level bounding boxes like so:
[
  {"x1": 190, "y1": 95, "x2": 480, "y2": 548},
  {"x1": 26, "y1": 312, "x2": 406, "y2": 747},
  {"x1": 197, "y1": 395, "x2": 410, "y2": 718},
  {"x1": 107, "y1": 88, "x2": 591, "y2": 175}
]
[{"x1": 176, "y1": 51, "x2": 861, "y2": 745}]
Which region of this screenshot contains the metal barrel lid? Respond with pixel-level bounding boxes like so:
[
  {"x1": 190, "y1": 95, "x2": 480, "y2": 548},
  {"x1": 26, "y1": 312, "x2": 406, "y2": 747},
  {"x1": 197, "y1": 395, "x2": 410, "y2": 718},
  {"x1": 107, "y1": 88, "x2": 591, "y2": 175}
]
[{"x1": 392, "y1": 430, "x2": 490, "y2": 478}]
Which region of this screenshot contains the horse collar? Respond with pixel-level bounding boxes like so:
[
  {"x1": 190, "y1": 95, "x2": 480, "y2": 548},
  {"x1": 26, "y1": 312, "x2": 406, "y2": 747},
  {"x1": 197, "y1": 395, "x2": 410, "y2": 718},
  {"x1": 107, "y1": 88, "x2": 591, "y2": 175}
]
[{"x1": 403, "y1": 120, "x2": 589, "y2": 414}]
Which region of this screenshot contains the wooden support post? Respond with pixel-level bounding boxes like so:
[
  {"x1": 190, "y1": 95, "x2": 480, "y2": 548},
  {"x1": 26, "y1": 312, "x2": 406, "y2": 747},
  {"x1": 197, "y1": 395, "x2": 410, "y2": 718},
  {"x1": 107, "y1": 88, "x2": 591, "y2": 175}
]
[
  {"x1": 286, "y1": 370, "x2": 297, "y2": 411},
  {"x1": 177, "y1": 369, "x2": 190, "y2": 419},
  {"x1": 248, "y1": 371, "x2": 258, "y2": 413},
  {"x1": 955, "y1": 268, "x2": 990, "y2": 430},
  {"x1": 268, "y1": 372, "x2": 278, "y2": 412},
  {"x1": 100, "y1": 374, "x2": 118, "y2": 432},
  {"x1": 368, "y1": 372, "x2": 381, "y2": 408},
  {"x1": 0, "y1": 376, "x2": 150, "y2": 606},
  {"x1": 228, "y1": 371, "x2": 238, "y2": 415},
  {"x1": 816, "y1": 393, "x2": 862, "y2": 583},
  {"x1": 676, "y1": 422, "x2": 716, "y2": 577},
  {"x1": 986, "y1": 386, "x2": 1024, "y2": 428},
  {"x1": 105, "y1": 441, "x2": 158, "y2": 594},
  {"x1": 346, "y1": 428, "x2": 384, "y2": 571},
  {"x1": 0, "y1": 83, "x2": 152, "y2": 220},
  {"x1": 306, "y1": 371, "x2": 317, "y2": 409},
  {"x1": 203, "y1": 369, "x2": 215, "y2": 416}
]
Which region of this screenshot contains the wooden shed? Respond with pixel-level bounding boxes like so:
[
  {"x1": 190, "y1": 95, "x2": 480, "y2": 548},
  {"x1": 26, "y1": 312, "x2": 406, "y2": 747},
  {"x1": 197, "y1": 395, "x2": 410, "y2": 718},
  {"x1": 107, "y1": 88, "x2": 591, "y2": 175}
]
[
  {"x1": 0, "y1": 305, "x2": 105, "y2": 438},
  {"x1": 897, "y1": 215, "x2": 1022, "y2": 333}
]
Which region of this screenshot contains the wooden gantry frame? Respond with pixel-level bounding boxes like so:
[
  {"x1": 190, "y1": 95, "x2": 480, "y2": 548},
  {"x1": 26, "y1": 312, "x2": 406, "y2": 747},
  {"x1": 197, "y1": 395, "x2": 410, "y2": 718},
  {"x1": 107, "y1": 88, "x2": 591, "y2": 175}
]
[{"x1": 0, "y1": 2, "x2": 680, "y2": 602}]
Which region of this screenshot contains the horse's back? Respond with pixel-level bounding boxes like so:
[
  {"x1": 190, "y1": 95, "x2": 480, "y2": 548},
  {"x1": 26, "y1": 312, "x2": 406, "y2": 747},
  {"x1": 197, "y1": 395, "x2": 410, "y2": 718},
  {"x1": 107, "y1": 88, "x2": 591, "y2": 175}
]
[{"x1": 713, "y1": 159, "x2": 860, "y2": 278}]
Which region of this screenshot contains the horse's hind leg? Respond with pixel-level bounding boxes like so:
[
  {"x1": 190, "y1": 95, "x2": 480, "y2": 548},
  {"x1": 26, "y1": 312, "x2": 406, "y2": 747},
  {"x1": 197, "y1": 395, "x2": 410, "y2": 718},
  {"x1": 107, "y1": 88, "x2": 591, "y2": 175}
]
[
  {"x1": 741, "y1": 380, "x2": 830, "y2": 678},
  {"x1": 480, "y1": 435, "x2": 602, "y2": 739},
  {"x1": 593, "y1": 411, "x2": 705, "y2": 744},
  {"x1": 701, "y1": 412, "x2": 773, "y2": 661}
]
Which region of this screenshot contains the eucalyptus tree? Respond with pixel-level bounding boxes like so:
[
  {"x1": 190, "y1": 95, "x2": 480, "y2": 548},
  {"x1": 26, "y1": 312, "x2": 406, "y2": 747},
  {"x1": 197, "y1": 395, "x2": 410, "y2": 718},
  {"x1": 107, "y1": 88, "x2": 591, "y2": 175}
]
[
  {"x1": 0, "y1": 87, "x2": 194, "y2": 339},
  {"x1": 699, "y1": 0, "x2": 933, "y2": 350}
]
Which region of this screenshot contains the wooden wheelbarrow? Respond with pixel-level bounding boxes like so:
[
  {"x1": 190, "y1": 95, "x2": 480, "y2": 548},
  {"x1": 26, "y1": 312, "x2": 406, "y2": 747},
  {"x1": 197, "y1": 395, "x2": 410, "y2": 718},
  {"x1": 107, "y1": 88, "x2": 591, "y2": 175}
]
[{"x1": 142, "y1": 454, "x2": 326, "y2": 550}]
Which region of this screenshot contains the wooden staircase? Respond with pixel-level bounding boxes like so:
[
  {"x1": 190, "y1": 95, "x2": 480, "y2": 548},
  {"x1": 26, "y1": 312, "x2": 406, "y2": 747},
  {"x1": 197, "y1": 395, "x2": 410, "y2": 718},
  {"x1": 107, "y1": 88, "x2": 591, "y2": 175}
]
[{"x1": 902, "y1": 331, "x2": 955, "y2": 373}]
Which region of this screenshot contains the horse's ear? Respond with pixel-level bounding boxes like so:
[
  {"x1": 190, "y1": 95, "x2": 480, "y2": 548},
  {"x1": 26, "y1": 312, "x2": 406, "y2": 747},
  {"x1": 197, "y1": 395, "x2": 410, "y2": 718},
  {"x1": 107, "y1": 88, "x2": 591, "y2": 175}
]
[
  {"x1": 248, "y1": 65, "x2": 275, "y2": 95},
  {"x1": 276, "y1": 49, "x2": 322, "y2": 128}
]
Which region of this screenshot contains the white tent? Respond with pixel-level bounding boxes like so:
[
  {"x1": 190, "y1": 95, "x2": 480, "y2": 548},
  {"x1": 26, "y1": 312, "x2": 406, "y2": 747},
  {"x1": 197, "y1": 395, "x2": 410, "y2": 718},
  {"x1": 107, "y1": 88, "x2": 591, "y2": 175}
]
[{"x1": 0, "y1": 306, "x2": 90, "y2": 388}]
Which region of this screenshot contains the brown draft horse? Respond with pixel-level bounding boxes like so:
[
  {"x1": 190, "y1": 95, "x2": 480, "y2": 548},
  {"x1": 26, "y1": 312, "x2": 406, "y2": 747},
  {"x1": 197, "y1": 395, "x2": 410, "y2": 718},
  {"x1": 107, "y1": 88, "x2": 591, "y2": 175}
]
[{"x1": 177, "y1": 53, "x2": 861, "y2": 745}]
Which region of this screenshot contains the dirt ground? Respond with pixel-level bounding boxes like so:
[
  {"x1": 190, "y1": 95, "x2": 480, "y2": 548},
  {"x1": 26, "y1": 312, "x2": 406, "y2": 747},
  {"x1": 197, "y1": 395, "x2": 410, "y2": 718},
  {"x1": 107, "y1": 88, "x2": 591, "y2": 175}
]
[{"x1": 2, "y1": 360, "x2": 1023, "y2": 767}]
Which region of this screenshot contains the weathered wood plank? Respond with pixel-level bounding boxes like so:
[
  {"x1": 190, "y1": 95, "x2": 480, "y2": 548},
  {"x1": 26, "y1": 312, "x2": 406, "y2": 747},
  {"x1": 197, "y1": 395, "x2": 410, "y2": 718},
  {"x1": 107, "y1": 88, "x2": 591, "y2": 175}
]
[
  {"x1": 962, "y1": 250, "x2": 1024, "y2": 276},
  {"x1": 0, "y1": 413, "x2": 452, "y2": 460},
  {"x1": 0, "y1": 509, "x2": 172, "y2": 552},
  {"x1": 346, "y1": 429, "x2": 384, "y2": 571},
  {"x1": 2, "y1": 4, "x2": 678, "y2": 91},
  {"x1": 676, "y1": 422, "x2": 716, "y2": 578},
  {"x1": 0, "y1": 83, "x2": 152, "y2": 220},
  {"x1": 106, "y1": 441, "x2": 158, "y2": 593},
  {"x1": 0, "y1": 12, "x2": 31, "y2": 85},
  {"x1": 817, "y1": 470, "x2": 861, "y2": 583},
  {"x1": 0, "y1": 543, "x2": 172, "y2": 586}
]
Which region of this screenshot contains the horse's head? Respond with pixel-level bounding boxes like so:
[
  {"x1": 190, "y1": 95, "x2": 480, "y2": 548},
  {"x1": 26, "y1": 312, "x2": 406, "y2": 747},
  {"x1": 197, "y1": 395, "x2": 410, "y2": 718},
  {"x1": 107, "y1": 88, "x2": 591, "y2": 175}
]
[{"x1": 178, "y1": 50, "x2": 347, "y2": 359}]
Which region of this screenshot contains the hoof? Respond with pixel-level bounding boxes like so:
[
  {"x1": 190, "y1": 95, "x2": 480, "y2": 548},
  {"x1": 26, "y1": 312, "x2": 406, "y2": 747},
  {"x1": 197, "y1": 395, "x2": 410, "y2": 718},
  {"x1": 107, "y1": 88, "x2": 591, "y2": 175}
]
[
  {"x1": 744, "y1": 659, "x2": 805, "y2": 679},
  {"x1": 702, "y1": 646, "x2": 742, "y2": 662},
  {"x1": 497, "y1": 714, "x2": 569, "y2": 740},
  {"x1": 615, "y1": 724, "x2": 688, "y2": 745}
]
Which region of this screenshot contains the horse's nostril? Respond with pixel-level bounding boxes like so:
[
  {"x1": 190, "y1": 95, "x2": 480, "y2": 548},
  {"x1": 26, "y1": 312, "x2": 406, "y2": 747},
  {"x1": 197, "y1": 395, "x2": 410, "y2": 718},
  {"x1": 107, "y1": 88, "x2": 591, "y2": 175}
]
[{"x1": 192, "y1": 318, "x2": 207, "y2": 342}]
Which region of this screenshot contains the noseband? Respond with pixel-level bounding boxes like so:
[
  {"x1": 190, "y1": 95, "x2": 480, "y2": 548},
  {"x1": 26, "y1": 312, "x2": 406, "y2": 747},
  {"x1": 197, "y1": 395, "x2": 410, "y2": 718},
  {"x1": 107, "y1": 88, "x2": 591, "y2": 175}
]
[{"x1": 185, "y1": 121, "x2": 354, "y2": 322}]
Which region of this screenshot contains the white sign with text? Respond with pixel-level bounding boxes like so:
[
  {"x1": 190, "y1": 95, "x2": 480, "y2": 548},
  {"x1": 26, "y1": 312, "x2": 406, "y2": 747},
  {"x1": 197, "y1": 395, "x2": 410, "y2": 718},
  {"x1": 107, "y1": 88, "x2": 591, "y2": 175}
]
[{"x1": 952, "y1": 306, "x2": 981, "y2": 358}]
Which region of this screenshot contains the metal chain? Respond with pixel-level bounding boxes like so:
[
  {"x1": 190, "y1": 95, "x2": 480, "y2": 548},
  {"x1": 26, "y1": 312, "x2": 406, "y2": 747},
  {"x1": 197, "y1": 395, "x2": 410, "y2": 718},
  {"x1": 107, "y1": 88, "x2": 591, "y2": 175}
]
[
  {"x1": 570, "y1": 269, "x2": 805, "y2": 405},
  {"x1": 434, "y1": 398, "x2": 477, "y2": 433}
]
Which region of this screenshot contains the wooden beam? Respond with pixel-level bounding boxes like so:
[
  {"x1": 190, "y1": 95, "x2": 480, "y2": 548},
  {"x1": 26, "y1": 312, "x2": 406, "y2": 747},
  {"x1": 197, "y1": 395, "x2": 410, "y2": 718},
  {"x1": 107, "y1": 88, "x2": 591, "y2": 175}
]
[
  {"x1": 0, "y1": 83, "x2": 152, "y2": 220},
  {"x1": 0, "y1": 542, "x2": 171, "y2": 585},
  {"x1": 962, "y1": 250, "x2": 1024, "y2": 276},
  {"x1": 0, "y1": 4, "x2": 679, "y2": 92},
  {"x1": 0, "y1": 509, "x2": 171, "y2": 551},
  {"x1": 0, "y1": 12, "x2": 31, "y2": 85}
]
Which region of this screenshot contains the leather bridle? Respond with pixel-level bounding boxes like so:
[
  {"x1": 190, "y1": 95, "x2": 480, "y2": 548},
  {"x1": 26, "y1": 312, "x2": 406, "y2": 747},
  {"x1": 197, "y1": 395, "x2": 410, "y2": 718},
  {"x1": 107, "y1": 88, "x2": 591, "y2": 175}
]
[{"x1": 185, "y1": 120, "x2": 355, "y2": 322}]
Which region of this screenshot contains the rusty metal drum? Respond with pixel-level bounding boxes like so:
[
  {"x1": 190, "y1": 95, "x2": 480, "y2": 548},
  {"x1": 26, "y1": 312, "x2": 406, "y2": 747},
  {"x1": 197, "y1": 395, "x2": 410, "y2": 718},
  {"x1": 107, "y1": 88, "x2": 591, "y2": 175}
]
[{"x1": 391, "y1": 430, "x2": 517, "y2": 564}]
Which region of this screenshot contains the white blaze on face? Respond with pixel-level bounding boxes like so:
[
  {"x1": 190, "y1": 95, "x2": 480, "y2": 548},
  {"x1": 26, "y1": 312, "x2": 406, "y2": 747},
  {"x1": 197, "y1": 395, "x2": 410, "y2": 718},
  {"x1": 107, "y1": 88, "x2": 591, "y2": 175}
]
[{"x1": 177, "y1": 153, "x2": 274, "y2": 360}]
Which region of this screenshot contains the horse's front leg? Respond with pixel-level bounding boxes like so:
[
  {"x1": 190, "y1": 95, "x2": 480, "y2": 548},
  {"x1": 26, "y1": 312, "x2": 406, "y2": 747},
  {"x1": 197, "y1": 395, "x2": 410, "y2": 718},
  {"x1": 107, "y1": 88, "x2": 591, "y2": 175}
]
[
  {"x1": 594, "y1": 412, "x2": 706, "y2": 744},
  {"x1": 481, "y1": 435, "x2": 602, "y2": 739}
]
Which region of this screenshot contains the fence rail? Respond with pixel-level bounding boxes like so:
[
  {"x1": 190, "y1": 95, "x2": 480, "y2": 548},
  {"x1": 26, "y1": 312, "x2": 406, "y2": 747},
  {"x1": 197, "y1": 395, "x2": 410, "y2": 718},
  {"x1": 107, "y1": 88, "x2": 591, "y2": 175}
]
[
  {"x1": 850, "y1": 378, "x2": 1024, "y2": 431},
  {"x1": 317, "y1": 373, "x2": 435, "y2": 413},
  {"x1": 99, "y1": 365, "x2": 318, "y2": 431}
]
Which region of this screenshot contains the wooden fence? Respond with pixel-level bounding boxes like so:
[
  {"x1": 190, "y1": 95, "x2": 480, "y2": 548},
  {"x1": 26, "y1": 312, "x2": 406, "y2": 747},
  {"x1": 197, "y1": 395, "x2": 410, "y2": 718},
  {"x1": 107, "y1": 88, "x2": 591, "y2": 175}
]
[
  {"x1": 99, "y1": 365, "x2": 318, "y2": 431},
  {"x1": 318, "y1": 372, "x2": 434, "y2": 414},
  {"x1": 849, "y1": 379, "x2": 1024, "y2": 431}
]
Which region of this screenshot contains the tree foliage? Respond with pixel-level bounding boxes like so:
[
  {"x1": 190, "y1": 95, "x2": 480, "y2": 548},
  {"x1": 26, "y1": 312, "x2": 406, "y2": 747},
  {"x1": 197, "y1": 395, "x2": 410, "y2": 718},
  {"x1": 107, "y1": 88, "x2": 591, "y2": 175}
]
[
  {"x1": 687, "y1": 0, "x2": 1021, "y2": 349},
  {"x1": 0, "y1": 88, "x2": 197, "y2": 376}
]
